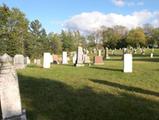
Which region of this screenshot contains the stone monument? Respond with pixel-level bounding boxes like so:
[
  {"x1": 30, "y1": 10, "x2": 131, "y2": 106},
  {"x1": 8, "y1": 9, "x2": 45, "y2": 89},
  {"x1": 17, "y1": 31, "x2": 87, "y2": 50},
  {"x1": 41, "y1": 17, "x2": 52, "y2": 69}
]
[
  {"x1": 98, "y1": 50, "x2": 102, "y2": 56},
  {"x1": 83, "y1": 54, "x2": 91, "y2": 64},
  {"x1": 150, "y1": 53, "x2": 153, "y2": 58},
  {"x1": 0, "y1": 54, "x2": 27, "y2": 120},
  {"x1": 14, "y1": 54, "x2": 25, "y2": 69},
  {"x1": 43, "y1": 53, "x2": 51, "y2": 68},
  {"x1": 105, "y1": 47, "x2": 110, "y2": 59},
  {"x1": 24, "y1": 57, "x2": 30, "y2": 65},
  {"x1": 62, "y1": 51, "x2": 68, "y2": 64},
  {"x1": 123, "y1": 54, "x2": 132, "y2": 73},
  {"x1": 75, "y1": 46, "x2": 84, "y2": 67},
  {"x1": 36, "y1": 59, "x2": 41, "y2": 66},
  {"x1": 72, "y1": 52, "x2": 77, "y2": 64}
]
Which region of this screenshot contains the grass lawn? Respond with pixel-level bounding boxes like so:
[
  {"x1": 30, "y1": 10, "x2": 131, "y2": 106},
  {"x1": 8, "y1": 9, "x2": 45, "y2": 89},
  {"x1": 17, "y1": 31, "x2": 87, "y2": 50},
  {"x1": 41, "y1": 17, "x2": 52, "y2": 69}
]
[{"x1": 18, "y1": 55, "x2": 159, "y2": 120}]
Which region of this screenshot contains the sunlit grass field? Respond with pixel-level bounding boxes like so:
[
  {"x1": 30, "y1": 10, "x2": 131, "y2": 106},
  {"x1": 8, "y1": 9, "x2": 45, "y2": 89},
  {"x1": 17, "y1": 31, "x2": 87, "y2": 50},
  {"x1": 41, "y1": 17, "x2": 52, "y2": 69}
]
[{"x1": 18, "y1": 49, "x2": 159, "y2": 120}]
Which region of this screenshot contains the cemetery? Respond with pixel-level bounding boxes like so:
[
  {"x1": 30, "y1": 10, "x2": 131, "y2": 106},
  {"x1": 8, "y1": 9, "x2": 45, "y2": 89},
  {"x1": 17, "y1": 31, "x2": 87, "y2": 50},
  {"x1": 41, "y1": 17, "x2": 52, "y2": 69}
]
[
  {"x1": 0, "y1": 48, "x2": 159, "y2": 120},
  {"x1": 1, "y1": 2, "x2": 159, "y2": 120}
]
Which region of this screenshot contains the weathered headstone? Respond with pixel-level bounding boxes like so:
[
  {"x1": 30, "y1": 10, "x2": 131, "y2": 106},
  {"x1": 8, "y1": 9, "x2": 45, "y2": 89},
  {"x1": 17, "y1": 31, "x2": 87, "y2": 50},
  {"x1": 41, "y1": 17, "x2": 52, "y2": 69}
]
[
  {"x1": 72, "y1": 52, "x2": 77, "y2": 64},
  {"x1": 50, "y1": 54, "x2": 53, "y2": 64},
  {"x1": 0, "y1": 54, "x2": 27, "y2": 120},
  {"x1": 83, "y1": 54, "x2": 91, "y2": 64},
  {"x1": 98, "y1": 50, "x2": 102, "y2": 56},
  {"x1": 14, "y1": 54, "x2": 25, "y2": 69},
  {"x1": 106, "y1": 47, "x2": 110, "y2": 59},
  {"x1": 36, "y1": 59, "x2": 41, "y2": 66},
  {"x1": 75, "y1": 46, "x2": 84, "y2": 67},
  {"x1": 24, "y1": 57, "x2": 30, "y2": 65},
  {"x1": 43, "y1": 53, "x2": 51, "y2": 68},
  {"x1": 33, "y1": 59, "x2": 37, "y2": 64},
  {"x1": 141, "y1": 48, "x2": 145, "y2": 55},
  {"x1": 62, "y1": 51, "x2": 68, "y2": 64},
  {"x1": 123, "y1": 54, "x2": 132, "y2": 73}
]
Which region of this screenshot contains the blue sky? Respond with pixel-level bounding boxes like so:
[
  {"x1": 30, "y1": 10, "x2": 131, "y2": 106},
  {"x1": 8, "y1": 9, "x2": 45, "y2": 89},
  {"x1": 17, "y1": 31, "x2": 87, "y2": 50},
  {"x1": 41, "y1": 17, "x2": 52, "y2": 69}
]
[{"x1": 0, "y1": 0, "x2": 159, "y2": 33}]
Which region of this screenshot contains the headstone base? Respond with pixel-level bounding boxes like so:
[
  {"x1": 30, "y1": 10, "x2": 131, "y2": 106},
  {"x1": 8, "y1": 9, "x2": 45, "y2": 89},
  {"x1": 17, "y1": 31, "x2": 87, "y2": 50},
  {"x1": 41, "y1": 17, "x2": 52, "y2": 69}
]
[
  {"x1": 3, "y1": 109, "x2": 27, "y2": 120},
  {"x1": 75, "y1": 64, "x2": 84, "y2": 67},
  {"x1": 94, "y1": 63, "x2": 104, "y2": 65},
  {"x1": 14, "y1": 64, "x2": 26, "y2": 69},
  {"x1": 106, "y1": 56, "x2": 110, "y2": 59}
]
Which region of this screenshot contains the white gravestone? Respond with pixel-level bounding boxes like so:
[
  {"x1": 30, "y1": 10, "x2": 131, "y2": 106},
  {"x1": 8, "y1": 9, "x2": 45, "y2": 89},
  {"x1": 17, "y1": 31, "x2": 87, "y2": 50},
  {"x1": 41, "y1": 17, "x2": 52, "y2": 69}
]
[
  {"x1": 0, "y1": 54, "x2": 27, "y2": 120},
  {"x1": 50, "y1": 54, "x2": 53, "y2": 63},
  {"x1": 73, "y1": 53, "x2": 77, "y2": 64},
  {"x1": 43, "y1": 53, "x2": 51, "y2": 68},
  {"x1": 98, "y1": 50, "x2": 102, "y2": 56},
  {"x1": 106, "y1": 47, "x2": 110, "y2": 59},
  {"x1": 150, "y1": 53, "x2": 153, "y2": 58},
  {"x1": 34, "y1": 59, "x2": 37, "y2": 64},
  {"x1": 75, "y1": 46, "x2": 84, "y2": 67},
  {"x1": 24, "y1": 57, "x2": 30, "y2": 65},
  {"x1": 62, "y1": 52, "x2": 68, "y2": 64},
  {"x1": 123, "y1": 54, "x2": 132, "y2": 73},
  {"x1": 83, "y1": 54, "x2": 91, "y2": 64},
  {"x1": 36, "y1": 59, "x2": 41, "y2": 66},
  {"x1": 14, "y1": 54, "x2": 25, "y2": 69}
]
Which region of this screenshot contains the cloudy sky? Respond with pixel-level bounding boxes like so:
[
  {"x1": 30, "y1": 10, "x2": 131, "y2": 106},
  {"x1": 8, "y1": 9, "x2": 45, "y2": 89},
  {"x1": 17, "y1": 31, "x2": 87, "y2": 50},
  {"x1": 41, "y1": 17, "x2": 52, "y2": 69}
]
[{"x1": 1, "y1": 0, "x2": 159, "y2": 33}]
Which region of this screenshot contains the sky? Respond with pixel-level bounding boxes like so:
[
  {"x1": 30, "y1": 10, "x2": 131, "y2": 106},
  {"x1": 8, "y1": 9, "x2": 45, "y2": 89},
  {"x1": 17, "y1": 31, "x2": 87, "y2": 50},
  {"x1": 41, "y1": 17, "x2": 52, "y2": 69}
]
[{"x1": 0, "y1": 0, "x2": 159, "y2": 33}]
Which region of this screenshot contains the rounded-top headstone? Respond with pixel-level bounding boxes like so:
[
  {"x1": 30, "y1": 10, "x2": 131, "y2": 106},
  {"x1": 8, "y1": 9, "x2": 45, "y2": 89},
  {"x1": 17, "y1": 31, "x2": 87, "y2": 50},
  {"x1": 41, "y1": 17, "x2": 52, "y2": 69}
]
[{"x1": 0, "y1": 53, "x2": 12, "y2": 63}]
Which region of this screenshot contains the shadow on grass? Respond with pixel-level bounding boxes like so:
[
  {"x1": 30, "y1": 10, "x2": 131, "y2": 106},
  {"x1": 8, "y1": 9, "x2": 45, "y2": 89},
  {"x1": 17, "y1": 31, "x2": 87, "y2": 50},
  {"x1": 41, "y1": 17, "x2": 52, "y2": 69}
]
[
  {"x1": 18, "y1": 74, "x2": 159, "y2": 120},
  {"x1": 90, "y1": 79, "x2": 159, "y2": 97},
  {"x1": 133, "y1": 58, "x2": 159, "y2": 62},
  {"x1": 91, "y1": 66, "x2": 123, "y2": 72}
]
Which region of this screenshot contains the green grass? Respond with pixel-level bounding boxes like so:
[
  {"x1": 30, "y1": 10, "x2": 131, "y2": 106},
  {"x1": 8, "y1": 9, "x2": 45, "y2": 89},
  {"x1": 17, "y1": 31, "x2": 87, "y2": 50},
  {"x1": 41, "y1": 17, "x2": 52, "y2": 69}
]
[{"x1": 18, "y1": 56, "x2": 159, "y2": 120}]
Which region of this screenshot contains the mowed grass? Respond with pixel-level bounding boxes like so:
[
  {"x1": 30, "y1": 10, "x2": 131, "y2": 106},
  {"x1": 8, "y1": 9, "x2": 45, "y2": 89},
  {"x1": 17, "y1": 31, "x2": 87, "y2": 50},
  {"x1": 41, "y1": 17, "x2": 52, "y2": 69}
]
[{"x1": 18, "y1": 56, "x2": 159, "y2": 120}]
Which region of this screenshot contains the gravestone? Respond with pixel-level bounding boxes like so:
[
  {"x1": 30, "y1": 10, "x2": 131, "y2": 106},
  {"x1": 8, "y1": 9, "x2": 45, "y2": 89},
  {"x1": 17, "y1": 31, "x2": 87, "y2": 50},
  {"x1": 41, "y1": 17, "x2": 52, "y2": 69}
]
[
  {"x1": 62, "y1": 52, "x2": 68, "y2": 64},
  {"x1": 123, "y1": 54, "x2": 132, "y2": 73},
  {"x1": 36, "y1": 59, "x2": 41, "y2": 66},
  {"x1": 72, "y1": 52, "x2": 77, "y2": 64},
  {"x1": 94, "y1": 56, "x2": 104, "y2": 65},
  {"x1": 98, "y1": 50, "x2": 102, "y2": 56},
  {"x1": 43, "y1": 53, "x2": 51, "y2": 68},
  {"x1": 106, "y1": 47, "x2": 110, "y2": 59},
  {"x1": 0, "y1": 54, "x2": 27, "y2": 120},
  {"x1": 24, "y1": 57, "x2": 30, "y2": 65},
  {"x1": 33, "y1": 59, "x2": 37, "y2": 64},
  {"x1": 14, "y1": 54, "x2": 25, "y2": 69},
  {"x1": 83, "y1": 54, "x2": 91, "y2": 64},
  {"x1": 123, "y1": 48, "x2": 127, "y2": 54},
  {"x1": 141, "y1": 48, "x2": 145, "y2": 55},
  {"x1": 75, "y1": 46, "x2": 84, "y2": 67},
  {"x1": 150, "y1": 53, "x2": 153, "y2": 58},
  {"x1": 50, "y1": 54, "x2": 53, "y2": 64},
  {"x1": 53, "y1": 55, "x2": 60, "y2": 64}
]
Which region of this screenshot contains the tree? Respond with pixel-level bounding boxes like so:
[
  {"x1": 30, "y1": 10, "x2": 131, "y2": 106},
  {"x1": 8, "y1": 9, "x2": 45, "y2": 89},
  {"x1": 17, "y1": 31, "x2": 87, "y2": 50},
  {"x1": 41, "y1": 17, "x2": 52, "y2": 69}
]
[
  {"x1": 0, "y1": 4, "x2": 29, "y2": 56},
  {"x1": 61, "y1": 30, "x2": 76, "y2": 51},
  {"x1": 48, "y1": 32, "x2": 62, "y2": 54},
  {"x1": 126, "y1": 28, "x2": 146, "y2": 48},
  {"x1": 86, "y1": 33, "x2": 96, "y2": 48},
  {"x1": 28, "y1": 19, "x2": 49, "y2": 58},
  {"x1": 151, "y1": 28, "x2": 159, "y2": 48}
]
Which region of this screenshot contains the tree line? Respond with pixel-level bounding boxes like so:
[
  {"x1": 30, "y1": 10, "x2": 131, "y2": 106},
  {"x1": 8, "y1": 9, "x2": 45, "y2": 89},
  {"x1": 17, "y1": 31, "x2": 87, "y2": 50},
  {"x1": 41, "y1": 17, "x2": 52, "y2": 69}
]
[{"x1": 0, "y1": 4, "x2": 159, "y2": 59}]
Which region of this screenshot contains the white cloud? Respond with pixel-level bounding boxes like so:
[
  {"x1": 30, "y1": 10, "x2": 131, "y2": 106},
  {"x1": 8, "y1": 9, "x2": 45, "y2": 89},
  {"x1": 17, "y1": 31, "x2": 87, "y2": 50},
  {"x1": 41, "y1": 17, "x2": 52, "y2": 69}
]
[
  {"x1": 64, "y1": 10, "x2": 159, "y2": 33},
  {"x1": 112, "y1": 0, "x2": 144, "y2": 7},
  {"x1": 112, "y1": 0, "x2": 125, "y2": 7}
]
